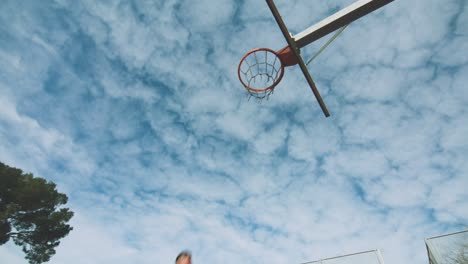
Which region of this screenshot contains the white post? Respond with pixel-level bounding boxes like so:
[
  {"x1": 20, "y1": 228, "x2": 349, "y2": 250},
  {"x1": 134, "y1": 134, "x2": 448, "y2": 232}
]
[
  {"x1": 294, "y1": 0, "x2": 394, "y2": 48},
  {"x1": 376, "y1": 249, "x2": 386, "y2": 264}
]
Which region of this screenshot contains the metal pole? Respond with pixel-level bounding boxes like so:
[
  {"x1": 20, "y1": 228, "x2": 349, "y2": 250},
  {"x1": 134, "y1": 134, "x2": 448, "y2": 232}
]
[
  {"x1": 300, "y1": 249, "x2": 379, "y2": 264},
  {"x1": 425, "y1": 229, "x2": 468, "y2": 240},
  {"x1": 376, "y1": 249, "x2": 386, "y2": 264},
  {"x1": 265, "y1": 0, "x2": 330, "y2": 117}
]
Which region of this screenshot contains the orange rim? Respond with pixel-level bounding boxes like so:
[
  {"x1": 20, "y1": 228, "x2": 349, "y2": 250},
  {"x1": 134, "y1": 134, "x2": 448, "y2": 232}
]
[{"x1": 237, "y1": 48, "x2": 285, "y2": 93}]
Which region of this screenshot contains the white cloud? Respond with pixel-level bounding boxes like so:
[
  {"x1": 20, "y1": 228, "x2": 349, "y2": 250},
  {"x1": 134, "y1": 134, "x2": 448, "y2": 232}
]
[
  {"x1": 288, "y1": 119, "x2": 341, "y2": 160},
  {"x1": 332, "y1": 66, "x2": 404, "y2": 102},
  {"x1": 50, "y1": 213, "x2": 140, "y2": 264},
  {"x1": 215, "y1": 105, "x2": 275, "y2": 141},
  {"x1": 433, "y1": 36, "x2": 468, "y2": 67},
  {"x1": 441, "y1": 115, "x2": 468, "y2": 150},
  {"x1": 0, "y1": 97, "x2": 94, "y2": 181},
  {"x1": 180, "y1": 0, "x2": 235, "y2": 31},
  {"x1": 325, "y1": 149, "x2": 390, "y2": 180},
  {"x1": 0, "y1": 243, "x2": 24, "y2": 264},
  {"x1": 1, "y1": 0, "x2": 467, "y2": 264},
  {"x1": 451, "y1": 65, "x2": 468, "y2": 103},
  {"x1": 253, "y1": 122, "x2": 288, "y2": 154}
]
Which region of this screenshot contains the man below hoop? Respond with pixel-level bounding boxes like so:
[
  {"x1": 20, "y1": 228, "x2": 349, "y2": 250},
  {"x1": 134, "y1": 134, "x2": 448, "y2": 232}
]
[{"x1": 175, "y1": 251, "x2": 191, "y2": 264}]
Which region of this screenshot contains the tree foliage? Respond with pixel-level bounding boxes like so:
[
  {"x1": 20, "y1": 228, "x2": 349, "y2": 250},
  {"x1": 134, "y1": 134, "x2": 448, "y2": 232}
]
[{"x1": 0, "y1": 162, "x2": 74, "y2": 264}]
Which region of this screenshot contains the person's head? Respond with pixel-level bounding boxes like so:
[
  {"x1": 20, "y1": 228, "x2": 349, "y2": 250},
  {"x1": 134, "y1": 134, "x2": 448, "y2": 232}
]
[{"x1": 175, "y1": 251, "x2": 191, "y2": 264}]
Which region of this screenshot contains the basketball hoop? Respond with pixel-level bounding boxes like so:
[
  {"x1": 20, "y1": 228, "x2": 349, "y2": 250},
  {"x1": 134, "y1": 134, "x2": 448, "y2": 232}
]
[
  {"x1": 238, "y1": 46, "x2": 298, "y2": 100},
  {"x1": 238, "y1": 0, "x2": 395, "y2": 117}
]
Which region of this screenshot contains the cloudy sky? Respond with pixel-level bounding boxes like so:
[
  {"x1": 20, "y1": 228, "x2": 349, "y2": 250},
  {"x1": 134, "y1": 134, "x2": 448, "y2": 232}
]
[{"x1": 0, "y1": 0, "x2": 467, "y2": 263}]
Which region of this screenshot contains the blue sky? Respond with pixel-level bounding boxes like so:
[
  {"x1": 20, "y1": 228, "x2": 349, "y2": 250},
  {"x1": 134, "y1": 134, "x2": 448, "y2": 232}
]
[{"x1": 0, "y1": 0, "x2": 467, "y2": 263}]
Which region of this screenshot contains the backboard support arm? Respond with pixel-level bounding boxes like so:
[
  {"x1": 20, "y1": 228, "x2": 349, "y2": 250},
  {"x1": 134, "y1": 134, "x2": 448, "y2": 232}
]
[
  {"x1": 266, "y1": 0, "x2": 330, "y2": 117},
  {"x1": 294, "y1": 0, "x2": 394, "y2": 49}
]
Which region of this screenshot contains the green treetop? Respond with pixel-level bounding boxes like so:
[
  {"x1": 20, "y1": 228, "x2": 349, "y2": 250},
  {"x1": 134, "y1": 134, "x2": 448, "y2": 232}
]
[{"x1": 0, "y1": 162, "x2": 74, "y2": 264}]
